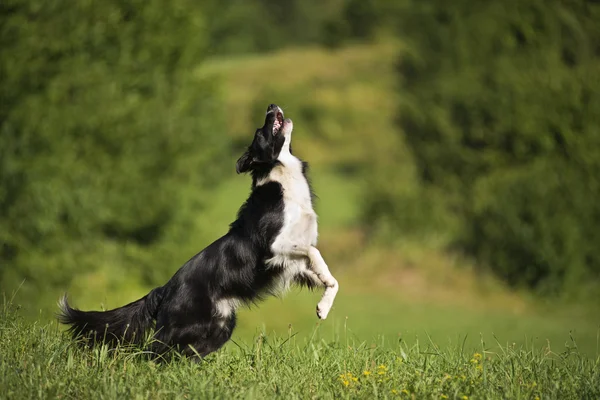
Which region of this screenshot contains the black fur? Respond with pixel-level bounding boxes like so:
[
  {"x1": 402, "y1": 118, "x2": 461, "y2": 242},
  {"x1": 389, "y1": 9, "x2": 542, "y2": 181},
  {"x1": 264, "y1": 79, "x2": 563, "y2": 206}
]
[{"x1": 59, "y1": 104, "x2": 317, "y2": 359}]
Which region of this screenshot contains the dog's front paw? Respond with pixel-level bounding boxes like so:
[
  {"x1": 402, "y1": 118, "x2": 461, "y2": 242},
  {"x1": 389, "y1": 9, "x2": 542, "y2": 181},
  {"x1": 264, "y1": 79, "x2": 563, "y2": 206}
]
[{"x1": 316, "y1": 302, "x2": 330, "y2": 320}]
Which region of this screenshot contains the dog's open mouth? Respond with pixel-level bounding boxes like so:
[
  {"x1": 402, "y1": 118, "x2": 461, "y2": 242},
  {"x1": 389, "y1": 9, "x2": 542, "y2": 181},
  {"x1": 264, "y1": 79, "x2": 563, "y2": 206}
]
[{"x1": 272, "y1": 110, "x2": 284, "y2": 135}]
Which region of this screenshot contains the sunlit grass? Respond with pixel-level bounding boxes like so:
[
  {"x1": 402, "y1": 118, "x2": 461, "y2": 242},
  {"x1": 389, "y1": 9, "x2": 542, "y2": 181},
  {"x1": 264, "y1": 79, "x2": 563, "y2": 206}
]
[{"x1": 1, "y1": 301, "x2": 597, "y2": 399}]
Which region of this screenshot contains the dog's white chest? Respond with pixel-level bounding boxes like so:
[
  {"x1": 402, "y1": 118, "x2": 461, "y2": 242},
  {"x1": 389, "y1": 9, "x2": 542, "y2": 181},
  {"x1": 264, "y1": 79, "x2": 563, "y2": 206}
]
[
  {"x1": 274, "y1": 154, "x2": 317, "y2": 246},
  {"x1": 259, "y1": 152, "x2": 318, "y2": 276}
]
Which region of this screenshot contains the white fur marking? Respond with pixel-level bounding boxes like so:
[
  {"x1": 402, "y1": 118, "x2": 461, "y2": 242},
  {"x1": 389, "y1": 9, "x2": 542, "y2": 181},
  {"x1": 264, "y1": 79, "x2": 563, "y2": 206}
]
[
  {"x1": 260, "y1": 120, "x2": 318, "y2": 272},
  {"x1": 214, "y1": 297, "x2": 241, "y2": 318},
  {"x1": 269, "y1": 258, "x2": 307, "y2": 295}
]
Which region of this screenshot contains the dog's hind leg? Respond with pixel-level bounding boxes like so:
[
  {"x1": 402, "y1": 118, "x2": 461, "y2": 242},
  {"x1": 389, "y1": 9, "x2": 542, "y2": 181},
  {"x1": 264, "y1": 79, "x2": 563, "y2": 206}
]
[
  {"x1": 307, "y1": 247, "x2": 339, "y2": 320},
  {"x1": 173, "y1": 317, "x2": 236, "y2": 360}
]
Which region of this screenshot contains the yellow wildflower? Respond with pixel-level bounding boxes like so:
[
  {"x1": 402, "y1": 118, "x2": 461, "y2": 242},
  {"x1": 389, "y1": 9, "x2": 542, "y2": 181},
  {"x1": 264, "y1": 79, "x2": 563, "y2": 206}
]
[
  {"x1": 391, "y1": 389, "x2": 398, "y2": 395},
  {"x1": 402, "y1": 389, "x2": 410, "y2": 395},
  {"x1": 473, "y1": 353, "x2": 482, "y2": 360},
  {"x1": 462, "y1": 396, "x2": 469, "y2": 400},
  {"x1": 441, "y1": 395, "x2": 448, "y2": 399},
  {"x1": 363, "y1": 370, "x2": 371, "y2": 377},
  {"x1": 338, "y1": 372, "x2": 355, "y2": 388}
]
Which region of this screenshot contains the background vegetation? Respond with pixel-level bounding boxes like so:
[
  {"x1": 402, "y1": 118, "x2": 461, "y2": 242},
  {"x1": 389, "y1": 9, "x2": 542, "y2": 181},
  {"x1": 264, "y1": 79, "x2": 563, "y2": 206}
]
[
  {"x1": 1, "y1": 0, "x2": 599, "y2": 384},
  {"x1": 390, "y1": 0, "x2": 600, "y2": 297}
]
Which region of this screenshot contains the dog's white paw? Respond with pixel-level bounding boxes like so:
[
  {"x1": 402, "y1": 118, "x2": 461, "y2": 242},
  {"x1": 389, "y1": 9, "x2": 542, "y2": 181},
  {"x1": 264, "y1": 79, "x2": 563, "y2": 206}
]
[
  {"x1": 316, "y1": 302, "x2": 331, "y2": 320},
  {"x1": 316, "y1": 281, "x2": 338, "y2": 320}
]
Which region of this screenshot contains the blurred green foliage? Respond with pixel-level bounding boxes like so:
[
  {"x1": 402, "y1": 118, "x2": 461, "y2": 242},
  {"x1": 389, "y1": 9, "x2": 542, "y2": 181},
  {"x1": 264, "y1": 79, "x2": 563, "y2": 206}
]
[
  {"x1": 1, "y1": 0, "x2": 598, "y2": 318},
  {"x1": 0, "y1": 0, "x2": 230, "y2": 306},
  {"x1": 386, "y1": 0, "x2": 600, "y2": 295}
]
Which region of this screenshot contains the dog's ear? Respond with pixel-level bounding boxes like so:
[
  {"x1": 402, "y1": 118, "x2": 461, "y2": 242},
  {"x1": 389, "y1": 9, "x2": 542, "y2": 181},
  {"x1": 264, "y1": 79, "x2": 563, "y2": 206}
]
[{"x1": 236, "y1": 150, "x2": 252, "y2": 174}]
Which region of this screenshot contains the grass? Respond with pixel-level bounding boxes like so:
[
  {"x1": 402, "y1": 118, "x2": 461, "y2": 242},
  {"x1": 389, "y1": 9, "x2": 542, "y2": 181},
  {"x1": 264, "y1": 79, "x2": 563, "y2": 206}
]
[
  {"x1": 235, "y1": 288, "x2": 600, "y2": 357},
  {"x1": 1, "y1": 301, "x2": 598, "y2": 399}
]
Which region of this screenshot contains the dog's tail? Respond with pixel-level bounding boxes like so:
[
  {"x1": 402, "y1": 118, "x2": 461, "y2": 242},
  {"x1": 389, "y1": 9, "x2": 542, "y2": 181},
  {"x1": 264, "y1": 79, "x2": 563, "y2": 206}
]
[{"x1": 57, "y1": 287, "x2": 165, "y2": 346}]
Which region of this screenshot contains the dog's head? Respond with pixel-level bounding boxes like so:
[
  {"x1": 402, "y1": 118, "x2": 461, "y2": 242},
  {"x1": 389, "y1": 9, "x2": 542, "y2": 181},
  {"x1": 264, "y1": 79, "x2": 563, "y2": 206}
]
[{"x1": 236, "y1": 104, "x2": 293, "y2": 174}]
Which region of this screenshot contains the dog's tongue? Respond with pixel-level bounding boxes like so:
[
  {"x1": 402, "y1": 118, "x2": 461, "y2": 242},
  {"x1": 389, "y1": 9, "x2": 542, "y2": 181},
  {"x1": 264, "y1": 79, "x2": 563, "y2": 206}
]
[{"x1": 273, "y1": 119, "x2": 282, "y2": 133}]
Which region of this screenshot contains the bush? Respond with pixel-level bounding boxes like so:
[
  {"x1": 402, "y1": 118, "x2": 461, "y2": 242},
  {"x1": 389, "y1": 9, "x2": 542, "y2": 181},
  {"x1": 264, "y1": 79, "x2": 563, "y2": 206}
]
[
  {"x1": 390, "y1": 0, "x2": 600, "y2": 294},
  {"x1": 0, "y1": 0, "x2": 230, "y2": 311},
  {"x1": 467, "y1": 161, "x2": 600, "y2": 294}
]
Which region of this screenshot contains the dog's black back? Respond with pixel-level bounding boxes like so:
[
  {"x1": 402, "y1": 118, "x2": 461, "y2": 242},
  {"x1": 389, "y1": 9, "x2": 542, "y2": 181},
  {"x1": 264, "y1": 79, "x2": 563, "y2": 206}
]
[{"x1": 59, "y1": 104, "x2": 319, "y2": 358}]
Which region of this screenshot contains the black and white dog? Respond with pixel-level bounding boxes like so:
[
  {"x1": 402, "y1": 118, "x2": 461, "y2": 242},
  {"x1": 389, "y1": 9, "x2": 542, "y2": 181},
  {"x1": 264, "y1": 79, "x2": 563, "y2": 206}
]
[{"x1": 59, "y1": 104, "x2": 339, "y2": 358}]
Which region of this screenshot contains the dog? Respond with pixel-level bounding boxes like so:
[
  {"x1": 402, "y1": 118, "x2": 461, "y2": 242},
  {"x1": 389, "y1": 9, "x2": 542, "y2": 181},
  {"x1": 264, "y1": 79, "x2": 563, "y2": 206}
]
[{"x1": 58, "y1": 104, "x2": 339, "y2": 358}]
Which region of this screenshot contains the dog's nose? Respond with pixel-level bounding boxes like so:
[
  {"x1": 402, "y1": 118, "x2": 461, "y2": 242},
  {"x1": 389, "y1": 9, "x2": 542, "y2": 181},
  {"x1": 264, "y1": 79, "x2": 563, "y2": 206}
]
[{"x1": 267, "y1": 104, "x2": 279, "y2": 113}]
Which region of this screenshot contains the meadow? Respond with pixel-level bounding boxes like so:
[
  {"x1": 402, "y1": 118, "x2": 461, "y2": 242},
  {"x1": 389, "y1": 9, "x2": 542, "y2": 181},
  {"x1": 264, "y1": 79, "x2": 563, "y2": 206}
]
[{"x1": 1, "y1": 299, "x2": 598, "y2": 399}]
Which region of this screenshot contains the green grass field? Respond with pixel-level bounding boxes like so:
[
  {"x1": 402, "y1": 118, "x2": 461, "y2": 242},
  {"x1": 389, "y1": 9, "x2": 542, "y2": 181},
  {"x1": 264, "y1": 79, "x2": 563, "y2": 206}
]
[{"x1": 1, "y1": 301, "x2": 598, "y2": 399}]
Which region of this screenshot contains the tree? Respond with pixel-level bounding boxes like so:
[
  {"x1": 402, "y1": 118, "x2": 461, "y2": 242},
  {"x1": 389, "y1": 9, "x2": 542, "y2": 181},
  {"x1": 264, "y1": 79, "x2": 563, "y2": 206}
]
[
  {"x1": 382, "y1": 0, "x2": 600, "y2": 294},
  {"x1": 0, "y1": 0, "x2": 229, "y2": 310}
]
